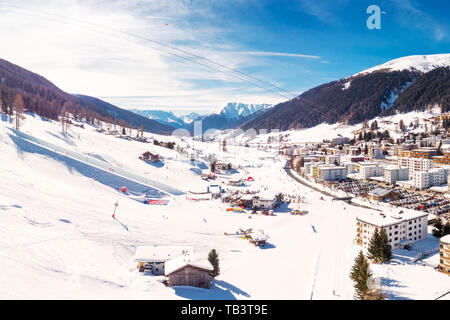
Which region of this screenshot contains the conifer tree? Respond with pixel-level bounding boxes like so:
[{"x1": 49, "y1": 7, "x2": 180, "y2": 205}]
[
  {"x1": 208, "y1": 249, "x2": 220, "y2": 278},
  {"x1": 379, "y1": 228, "x2": 392, "y2": 262},
  {"x1": 367, "y1": 228, "x2": 381, "y2": 261},
  {"x1": 432, "y1": 218, "x2": 444, "y2": 238},
  {"x1": 349, "y1": 250, "x2": 365, "y2": 283},
  {"x1": 349, "y1": 250, "x2": 372, "y2": 300},
  {"x1": 443, "y1": 221, "x2": 450, "y2": 237}
]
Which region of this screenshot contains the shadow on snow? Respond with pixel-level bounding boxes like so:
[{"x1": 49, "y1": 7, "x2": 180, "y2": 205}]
[
  {"x1": 9, "y1": 133, "x2": 165, "y2": 198},
  {"x1": 172, "y1": 280, "x2": 250, "y2": 300}
]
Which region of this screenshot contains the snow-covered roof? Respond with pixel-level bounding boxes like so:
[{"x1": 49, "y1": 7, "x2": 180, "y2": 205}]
[
  {"x1": 357, "y1": 208, "x2": 428, "y2": 227},
  {"x1": 368, "y1": 188, "x2": 391, "y2": 197},
  {"x1": 134, "y1": 245, "x2": 193, "y2": 263},
  {"x1": 164, "y1": 253, "x2": 213, "y2": 276},
  {"x1": 441, "y1": 235, "x2": 450, "y2": 245}
]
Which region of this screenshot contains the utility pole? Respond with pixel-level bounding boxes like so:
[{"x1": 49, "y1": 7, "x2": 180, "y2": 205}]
[{"x1": 112, "y1": 200, "x2": 119, "y2": 219}]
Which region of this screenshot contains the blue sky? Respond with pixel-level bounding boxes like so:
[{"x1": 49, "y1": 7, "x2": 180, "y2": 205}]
[
  {"x1": 0, "y1": 0, "x2": 448, "y2": 115},
  {"x1": 180, "y1": 0, "x2": 449, "y2": 90}
]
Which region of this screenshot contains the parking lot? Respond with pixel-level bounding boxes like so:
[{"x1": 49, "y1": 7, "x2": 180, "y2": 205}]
[
  {"x1": 326, "y1": 178, "x2": 450, "y2": 223},
  {"x1": 327, "y1": 180, "x2": 379, "y2": 195}
]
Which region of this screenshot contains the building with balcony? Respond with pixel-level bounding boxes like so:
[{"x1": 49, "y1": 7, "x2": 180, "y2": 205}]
[
  {"x1": 433, "y1": 152, "x2": 450, "y2": 165},
  {"x1": 438, "y1": 235, "x2": 450, "y2": 275},
  {"x1": 356, "y1": 209, "x2": 428, "y2": 249},
  {"x1": 410, "y1": 148, "x2": 438, "y2": 159},
  {"x1": 317, "y1": 166, "x2": 347, "y2": 181},
  {"x1": 398, "y1": 157, "x2": 434, "y2": 179},
  {"x1": 358, "y1": 163, "x2": 383, "y2": 181},
  {"x1": 413, "y1": 168, "x2": 446, "y2": 190},
  {"x1": 383, "y1": 166, "x2": 409, "y2": 185}
]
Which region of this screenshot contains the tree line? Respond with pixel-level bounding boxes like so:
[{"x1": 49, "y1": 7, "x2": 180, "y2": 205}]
[{"x1": 0, "y1": 81, "x2": 139, "y2": 134}]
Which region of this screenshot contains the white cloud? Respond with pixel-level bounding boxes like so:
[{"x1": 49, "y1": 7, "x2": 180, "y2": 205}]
[
  {"x1": 233, "y1": 51, "x2": 321, "y2": 59},
  {"x1": 0, "y1": 0, "x2": 288, "y2": 113}
]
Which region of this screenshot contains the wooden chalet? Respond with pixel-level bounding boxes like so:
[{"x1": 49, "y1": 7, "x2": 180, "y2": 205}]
[
  {"x1": 139, "y1": 151, "x2": 159, "y2": 162},
  {"x1": 164, "y1": 255, "x2": 213, "y2": 289}
]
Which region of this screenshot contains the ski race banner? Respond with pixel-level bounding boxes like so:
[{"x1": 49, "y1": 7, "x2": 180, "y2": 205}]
[{"x1": 144, "y1": 199, "x2": 169, "y2": 205}]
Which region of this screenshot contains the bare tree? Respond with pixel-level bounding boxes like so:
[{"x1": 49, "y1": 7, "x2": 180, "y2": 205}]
[
  {"x1": 61, "y1": 104, "x2": 68, "y2": 133},
  {"x1": 12, "y1": 93, "x2": 25, "y2": 131}
]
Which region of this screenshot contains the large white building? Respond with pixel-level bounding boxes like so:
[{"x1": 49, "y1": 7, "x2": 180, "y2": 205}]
[
  {"x1": 398, "y1": 157, "x2": 434, "y2": 179},
  {"x1": 413, "y1": 171, "x2": 430, "y2": 190},
  {"x1": 383, "y1": 166, "x2": 409, "y2": 185},
  {"x1": 358, "y1": 163, "x2": 383, "y2": 180},
  {"x1": 413, "y1": 168, "x2": 446, "y2": 190},
  {"x1": 317, "y1": 166, "x2": 347, "y2": 181},
  {"x1": 356, "y1": 209, "x2": 428, "y2": 249},
  {"x1": 325, "y1": 154, "x2": 340, "y2": 166},
  {"x1": 369, "y1": 147, "x2": 383, "y2": 159}
]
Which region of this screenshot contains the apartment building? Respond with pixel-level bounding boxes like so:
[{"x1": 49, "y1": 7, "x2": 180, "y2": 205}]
[
  {"x1": 317, "y1": 166, "x2": 347, "y2": 181},
  {"x1": 433, "y1": 151, "x2": 450, "y2": 165},
  {"x1": 398, "y1": 157, "x2": 434, "y2": 179},
  {"x1": 325, "y1": 154, "x2": 340, "y2": 166},
  {"x1": 356, "y1": 209, "x2": 428, "y2": 249},
  {"x1": 413, "y1": 171, "x2": 431, "y2": 190},
  {"x1": 439, "y1": 235, "x2": 450, "y2": 275},
  {"x1": 413, "y1": 168, "x2": 446, "y2": 190},
  {"x1": 369, "y1": 147, "x2": 383, "y2": 159},
  {"x1": 383, "y1": 166, "x2": 409, "y2": 185},
  {"x1": 345, "y1": 146, "x2": 361, "y2": 156},
  {"x1": 429, "y1": 168, "x2": 446, "y2": 185},
  {"x1": 359, "y1": 163, "x2": 383, "y2": 180},
  {"x1": 410, "y1": 148, "x2": 438, "y2": 159}
]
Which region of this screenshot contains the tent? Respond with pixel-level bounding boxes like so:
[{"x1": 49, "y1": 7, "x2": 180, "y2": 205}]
[{"x1": 247, "y1": 177, "x2": 255, "y2": 181}]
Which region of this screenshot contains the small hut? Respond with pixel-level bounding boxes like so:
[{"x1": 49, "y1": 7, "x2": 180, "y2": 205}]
[
  {"x1": 139, "y1": 151, "x2": 159, "y2": 163},
  {"x1": 165, "y1": 255, "x2": 213, "y2": 289}
]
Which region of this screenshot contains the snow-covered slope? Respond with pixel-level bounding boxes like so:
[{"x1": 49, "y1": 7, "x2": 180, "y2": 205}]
[
  {"x1": 356, "y1": 53, "x2": 450, "y2": 76},
  {"x1": 233, "y1": 107, "x2": 442, "y2": 145},
  {"x1": 1, "y1": 113, "x2": 448, "y2": 299}
]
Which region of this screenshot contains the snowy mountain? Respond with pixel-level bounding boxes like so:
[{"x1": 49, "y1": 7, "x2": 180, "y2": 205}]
[
  {"x1": 243, "y1": 54, "x2": 450, "y2": 131},
  {"x1": 356, "y1": 53, "x2": 450, "y2": 76},
  {"x1": 188, "y1": 103, "x2": 272, "y2": 132},
  {"x1": 129, "y1": 109, "x2": 188, "y2": 128},
  {"x1": 181, "y1": 112, "x2": 201, "y2": 124},
  {"x1": 210, "y1": 103, "x2": 271, "y2": 120},
  {"x1": 132, "y1": 103, "x2": 271, "y2": 132}
]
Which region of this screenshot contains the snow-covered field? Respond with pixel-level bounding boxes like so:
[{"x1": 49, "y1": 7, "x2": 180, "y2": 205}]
[{"x1": 0, "y1": 114, "x2": 448, "y2": 300}]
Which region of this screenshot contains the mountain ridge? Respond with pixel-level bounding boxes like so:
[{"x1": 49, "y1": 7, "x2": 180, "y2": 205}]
[
  {"x1": 0, "y1": 57, "x2": 175, "y2": 134},
  {"x1": 241, "y1": 54, "x2": 450, "y2": 132}
]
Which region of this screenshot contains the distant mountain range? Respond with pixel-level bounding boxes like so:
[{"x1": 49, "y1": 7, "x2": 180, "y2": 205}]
[
  {"x1": 128, "y1": 109, "x2": 201, "y2": 128},
  {"x1": 242, "y1": 54, "x2": 450, "y2": 131},
  {"x1": 130, "y1": 102, "x2": 272, "y2": 132}
]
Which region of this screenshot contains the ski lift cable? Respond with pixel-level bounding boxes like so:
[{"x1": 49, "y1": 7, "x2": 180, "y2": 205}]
[
  {"x1": 5, "y1": 4, "x2": 344, "y2": 120},
  {"x1": 5, "y1": 4, "x2": 293, "y2": 100}
]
